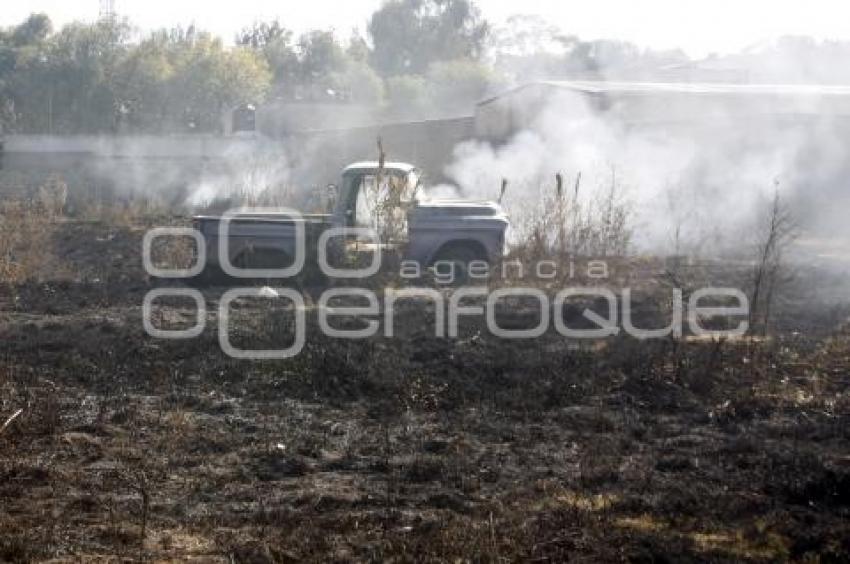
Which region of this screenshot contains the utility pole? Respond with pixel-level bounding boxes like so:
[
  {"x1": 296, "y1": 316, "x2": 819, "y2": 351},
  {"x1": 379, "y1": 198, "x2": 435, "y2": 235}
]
[
  {"x1": 99, "y1": 0, "x2": 119, "y2": 131},
  {"x1": 99, "y1": 0, "x2": 116, "y2": 23}
]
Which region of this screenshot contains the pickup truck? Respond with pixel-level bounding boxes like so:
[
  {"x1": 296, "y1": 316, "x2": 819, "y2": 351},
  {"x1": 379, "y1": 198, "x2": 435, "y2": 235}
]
[{"x1": 191, "y1": 161, "x2": 509, "y2": 285}]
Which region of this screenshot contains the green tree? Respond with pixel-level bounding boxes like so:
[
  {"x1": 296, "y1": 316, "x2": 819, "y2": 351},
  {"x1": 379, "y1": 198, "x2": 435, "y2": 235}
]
[
  {"x1": 167, "y1": 33, "x2": 271, "y2": 131},
  {"x1": 27, "y1": 18, "x2": 129, "y2": 132},
  {"x1": 426, "y1": 58, "x2": 496, "y2": 113},
  {"x1": 329, "y1": 61, "x2": 384, "y2": 104},
  {"x1": 368, "y1": 0, "x2": 489, "y2": 76},
  {"x1": 236, "y1": 20, "x2": 288, "y2": 50},
  {"x1": 346, "y1": 30, "x2": 370, "y2": 63},
  {"x1": 8, "y1": 13, "x2": 52, "y2": 46},
  {"x1": 297, "y1": 31, "x2": 347, "y2": 83},
  {"x1": 238, "y1": 23, "x2": 379, "y2": 104},
  {"x1": 385, "y1": 74, "x2": 428, "y2": 116},
  {"x1": 113, "y1": 34, "x2": 176, "y2": 131},
  {"x1": 0, "y1": 15, "x2": 52, "y2": 130}
]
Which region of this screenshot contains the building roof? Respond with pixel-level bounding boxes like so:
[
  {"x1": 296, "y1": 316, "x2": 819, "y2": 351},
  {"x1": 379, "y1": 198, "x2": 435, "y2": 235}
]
[{"x1": 477, "y1": 80, "x2": 850, "y2": 106}]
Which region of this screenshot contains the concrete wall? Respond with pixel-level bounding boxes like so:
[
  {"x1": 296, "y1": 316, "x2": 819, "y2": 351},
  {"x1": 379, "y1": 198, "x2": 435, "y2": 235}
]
[
  {"x1": 0, "y1": 117, "x2": 475, "y2": 206},
  {"x1": 3, "y1": 134, "x2": 264, "y2": 158},
  {"x1": 257, "y1": 102, "x2": 380, "y2": 136},
  {"x1": 285, "y1": 116, "x2": 475, "y2": 186}
]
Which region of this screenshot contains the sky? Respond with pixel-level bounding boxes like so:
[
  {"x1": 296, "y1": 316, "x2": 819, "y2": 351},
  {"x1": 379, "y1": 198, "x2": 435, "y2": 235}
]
[{"x1": 2, "y1": 0, "x2": 850, "y2": 57}]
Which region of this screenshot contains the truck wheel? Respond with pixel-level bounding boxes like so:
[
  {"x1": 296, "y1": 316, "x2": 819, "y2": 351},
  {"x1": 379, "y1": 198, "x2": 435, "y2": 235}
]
[{"x1": 431, "y1": 245, "x2": 488, "y2": 286}]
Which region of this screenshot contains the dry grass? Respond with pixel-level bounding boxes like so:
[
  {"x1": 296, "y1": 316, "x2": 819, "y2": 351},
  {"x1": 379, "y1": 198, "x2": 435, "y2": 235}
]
[
  {"x1": 502, "y1": 171, "x2": 632, "y2": 273},
  {"x1": 147, "y1": 233, "x2": 197, "y2": 274},
  {"x1": 4, "y1": 308, "x2": 848, "y2": 561},
  {"x1": 0, "y1": 198, "x2": 57, "y2": 285},
  {"x1": 75, "y1": 195, "x2": 176, "y2": 227},
  {"x1": 0, "y1": 171, "x2": 848, "y2": 561},
  {"x1": 193, "y1": 191, "x2": 291, "y2": 216}
]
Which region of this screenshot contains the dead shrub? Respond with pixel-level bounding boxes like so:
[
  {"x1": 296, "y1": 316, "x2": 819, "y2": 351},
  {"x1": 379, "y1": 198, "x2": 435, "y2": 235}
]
[
  {"x1": 193, "y1": 183, "x2": 297, "y2": 215},
  {"x1": 0, "y1": 198, "x2": 56, "y2": 285},
  {"x1": 748, "y1": 187, "x2": 797, "y2": 335},
  {"x1": 506, "y1": 170, "x2": 632, "y2": 262},
  {"x1": 147, "y1": 233, "x2": 196, "y2": 274},
  {"x1": 75, "y1": 194, "x2": 174, "y2": 227},
  {"x1": 35, "y1": 174, "x2": 68, "y2": 219}
]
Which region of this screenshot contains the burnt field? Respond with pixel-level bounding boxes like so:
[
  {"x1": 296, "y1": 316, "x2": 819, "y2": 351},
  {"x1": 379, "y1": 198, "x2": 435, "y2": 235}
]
[{"x1": 1, "y1": 220, "x2": 850, "y2": 563}]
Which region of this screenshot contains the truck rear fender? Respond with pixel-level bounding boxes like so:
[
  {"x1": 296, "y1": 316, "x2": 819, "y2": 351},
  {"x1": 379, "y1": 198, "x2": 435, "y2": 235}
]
[{"x1": 428, "y1": 239, "x2": 490, "y2": 266}]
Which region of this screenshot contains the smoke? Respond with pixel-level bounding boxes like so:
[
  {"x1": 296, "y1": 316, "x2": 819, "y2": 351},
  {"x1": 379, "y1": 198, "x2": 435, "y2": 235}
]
[
  {"x1": 442, "y1": 86, "x2": 850, "y2": 257},
  {"x1": 183, "y1": 141, "x2": 294, "y2": 208},
  {"x1": 62, "y1": 135, "x2": 307, "y2": 212}
]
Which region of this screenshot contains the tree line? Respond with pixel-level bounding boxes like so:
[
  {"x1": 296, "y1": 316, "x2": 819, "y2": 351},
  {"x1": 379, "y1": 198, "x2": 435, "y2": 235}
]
[
  {"x1": 0, "y1": 0, "x2": 495, "y2": 134},
  {"x1": 1, "y1": 0, "x2": 847, "y2": 134}
]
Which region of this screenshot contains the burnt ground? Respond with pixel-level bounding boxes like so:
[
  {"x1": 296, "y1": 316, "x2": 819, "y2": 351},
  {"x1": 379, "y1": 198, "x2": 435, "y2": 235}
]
[{"x1": 1, "y1": 220, "x2": 849, "y2": 562}]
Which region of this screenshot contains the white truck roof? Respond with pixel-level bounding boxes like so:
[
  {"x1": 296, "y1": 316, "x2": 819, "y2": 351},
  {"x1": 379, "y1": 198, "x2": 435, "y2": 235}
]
[{"x1": 342, "y1": 161, "x2": 416, "y2": 175}]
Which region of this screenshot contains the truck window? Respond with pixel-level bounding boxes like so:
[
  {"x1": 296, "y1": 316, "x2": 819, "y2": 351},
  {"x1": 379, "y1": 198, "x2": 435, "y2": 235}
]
[
  {"x1": 353, "y1": 173, "x2": 413, "y2": 242},
  {"x1": 355, "y1": 177, "x2": 376, "y2": 228}
]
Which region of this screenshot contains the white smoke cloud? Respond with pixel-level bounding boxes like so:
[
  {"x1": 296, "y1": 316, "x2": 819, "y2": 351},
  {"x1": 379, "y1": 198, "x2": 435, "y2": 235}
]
[
  {"x1": 184, "y1": 141, "x2": 294, "y2": 208},
  {"x1": 442, "y1": 86, "x2": 850, "y2": 256}
]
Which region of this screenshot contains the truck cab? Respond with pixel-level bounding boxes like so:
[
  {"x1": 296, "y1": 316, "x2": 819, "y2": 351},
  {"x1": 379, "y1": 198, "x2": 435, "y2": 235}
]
[{"x1": 334, "y1": 161, "x2": 507, "y2": 268}]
